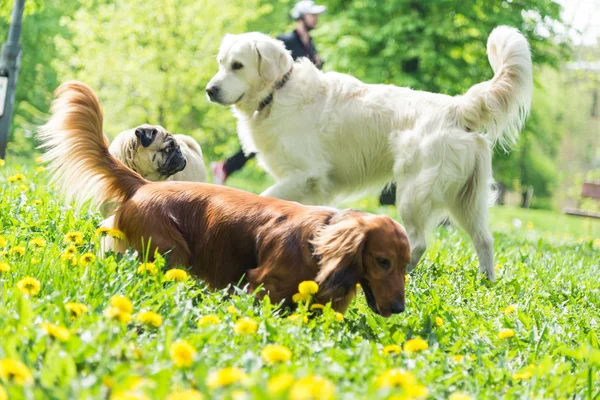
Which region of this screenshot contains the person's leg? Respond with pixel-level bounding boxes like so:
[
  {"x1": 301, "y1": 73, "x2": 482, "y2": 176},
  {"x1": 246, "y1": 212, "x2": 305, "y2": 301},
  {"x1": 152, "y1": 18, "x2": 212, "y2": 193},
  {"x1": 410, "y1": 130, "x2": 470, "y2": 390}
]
[
  {"x1": 211, "y1": 149, "x2": 256, "y2": 184},
  {"x1": 379, "y1": 182, "x2": 397, "y2": 205}
]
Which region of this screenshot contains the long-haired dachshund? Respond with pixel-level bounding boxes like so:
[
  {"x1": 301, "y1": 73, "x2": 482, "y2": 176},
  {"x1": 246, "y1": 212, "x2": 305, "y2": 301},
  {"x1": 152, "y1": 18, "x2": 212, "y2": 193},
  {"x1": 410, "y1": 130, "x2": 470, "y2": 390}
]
[{"x1": 38, "y1": 81, "x2": 410, "y2": 317}]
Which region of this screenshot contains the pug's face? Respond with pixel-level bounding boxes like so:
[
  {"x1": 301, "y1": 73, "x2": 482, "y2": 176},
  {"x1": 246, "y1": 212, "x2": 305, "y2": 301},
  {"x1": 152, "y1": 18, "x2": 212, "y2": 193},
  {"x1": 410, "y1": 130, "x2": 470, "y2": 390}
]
[{"x1": 131, "y1": 124, "x2": 187, "y2": 181}]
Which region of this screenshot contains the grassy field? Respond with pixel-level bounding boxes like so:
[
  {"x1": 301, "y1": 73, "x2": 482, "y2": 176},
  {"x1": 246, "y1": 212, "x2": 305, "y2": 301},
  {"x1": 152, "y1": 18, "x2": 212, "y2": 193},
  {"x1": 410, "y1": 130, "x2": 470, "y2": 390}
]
[{"x1": 1, "y1": 159, "x2": 599, "y2": 400}]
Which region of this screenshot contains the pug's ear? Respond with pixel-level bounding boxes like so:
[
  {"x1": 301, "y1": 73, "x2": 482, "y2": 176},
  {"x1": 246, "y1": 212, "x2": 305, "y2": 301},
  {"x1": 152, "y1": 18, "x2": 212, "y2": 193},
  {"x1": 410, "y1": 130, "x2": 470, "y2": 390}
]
[{"x1": 135, "y1": 127, "x2": 158, "y2": 147}]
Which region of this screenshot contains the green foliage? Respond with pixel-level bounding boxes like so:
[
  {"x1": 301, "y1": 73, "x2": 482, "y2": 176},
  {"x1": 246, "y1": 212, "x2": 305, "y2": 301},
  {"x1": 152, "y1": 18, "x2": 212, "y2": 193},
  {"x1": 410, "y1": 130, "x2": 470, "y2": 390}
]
[
  {"x1": 1, "y1": 160, "x2": 600, "y2": 399},
  {"x1": 0, "y1": 0, "x2": 580, "y2": 202}
]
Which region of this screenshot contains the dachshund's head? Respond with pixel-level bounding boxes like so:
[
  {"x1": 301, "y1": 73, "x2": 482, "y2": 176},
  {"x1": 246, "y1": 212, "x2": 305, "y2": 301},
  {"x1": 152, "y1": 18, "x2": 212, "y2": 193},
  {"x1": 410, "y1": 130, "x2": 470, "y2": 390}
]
[{"x1": 312, "y1": 211, "x2": 410, "y2": 317}]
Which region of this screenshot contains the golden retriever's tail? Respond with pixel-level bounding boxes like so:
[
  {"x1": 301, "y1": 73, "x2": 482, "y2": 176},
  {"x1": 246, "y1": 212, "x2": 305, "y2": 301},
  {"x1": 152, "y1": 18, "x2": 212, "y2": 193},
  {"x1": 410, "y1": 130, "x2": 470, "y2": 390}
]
[
  {"x1": 455, "y1": 26, "x2": 533, "y2": 150},
  {"x1": 37, "y1": 81, "x2": 147, "y2": 209}
]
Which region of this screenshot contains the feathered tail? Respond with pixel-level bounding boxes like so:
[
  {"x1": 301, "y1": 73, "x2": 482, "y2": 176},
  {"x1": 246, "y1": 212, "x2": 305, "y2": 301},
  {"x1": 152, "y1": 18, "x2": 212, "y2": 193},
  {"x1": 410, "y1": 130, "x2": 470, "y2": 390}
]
[
  {"x1": 455, "y1": 26, "x2": 533, "y2": 149},
  {"x1": 37, "y1": 81, "x2": 147, "y2": 209}
]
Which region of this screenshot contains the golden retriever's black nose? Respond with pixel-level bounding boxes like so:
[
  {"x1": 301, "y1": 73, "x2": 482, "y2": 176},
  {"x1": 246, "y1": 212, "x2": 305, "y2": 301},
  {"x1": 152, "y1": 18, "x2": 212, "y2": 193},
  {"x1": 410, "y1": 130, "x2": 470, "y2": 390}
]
[
  {"x1": 205, "y1": 86, "x2": 219, "y2": 99},
  {"x1": 390, "y1": 300, "x2": 404, "y2": 314}
]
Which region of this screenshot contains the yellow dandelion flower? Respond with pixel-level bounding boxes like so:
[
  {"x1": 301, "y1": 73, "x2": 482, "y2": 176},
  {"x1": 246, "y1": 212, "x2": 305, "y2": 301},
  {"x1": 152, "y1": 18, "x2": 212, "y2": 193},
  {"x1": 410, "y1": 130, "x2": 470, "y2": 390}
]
[
  {"x1": 137, "y1": 262, "x2": 158, "y2": 275},
  {"x1": 10, "y1": 246, "x2": 26, "y2": 257},
  {"x1": 10, "y1": 173, "x2": 25, "y2": 182},
  {"x1": 234, "y1": 317, "x2": 258, "y2": 334},
  {"x1": 41, "y1": 322, "x2": 71, "y2": 342},
  {"x1": 268, "y1": 373, "x2": 294, "y2": 395},
  {"x1": 165, "y1": 268, "x2": 188, "y2": 282},
  {"x1": 110, "y1": 391, "x2": 150, "y2": 400},
  {"x1": 261, "y1": 344, "x2": 292, "y2": 364},
  {"x1": 35, "y1": 156, "x2": 43, "y2": 163},
  {"x1": 65, "y1": 302, "x2": 89, "y2": 318},
  {"x1": 289, "y1": 375, "x2": 335, "y2": 400},
  {"x1": 513, "y1": 371, "x2": 532, "y2": 380},
  {"x1": 495, "y1": 263, "x2": 504, "y2": 269},
  {"x1": 504, "y1": 304, "x2": 517, "y2": 316},
  {"x1": 165, "y1": 390, "x2": 204, "y2": 400},
  {"x1": 136, "y1": 311, "x2": 162, "y2": 328},
  {"x1": 110, "y1": 295, "x2": 133, "y2": 313},
  {"x1": 0, "y1": 159, "x2": 4, "y2": 166},
  {"x1": 64, "y1": 245, "x2": 77, "y2": 256},
  {"x1": 0, "y1": 385, "x2": 6, "y2": 400},
  {"x1": 19, "y1": 184, "x2": 28, "y2": 192},
  {"x1": 30, "y1": 237, "x2": 46, "y2": 249},
  {"x1": 377, "y1": 369, "x2": 417, "y2": 388},
  {"x1": 104, "y1": 307, "x2": 132, "y2": 323},
  {"x1": 334, "y1": 312, "x2": 344, "y2": 321},
  {"x1": 105, "y1": 295, "x2": 133, "y2": 323},
  {"x1": 32, "y1": 199, "x2": 42, "y2": 206},
  {"x1": 227, "y1": 305, "x2": 239, "y2": 314},
  {"x1": 96, "y1": 227, "x2": 111, "y2": 236},
  {"x1": 206, "y1": 367, "x2": 248, "y2": 389},
  {"x1": 64, "y1": 231, "x2": 84, "y2": 245},
  {"x1": 287, "y1": 314, "x2": 308, "y2": 324},
  {"x1": 435, "y1": 317, "x2": 444, "y2": 326},
  {"x1": 382, "y1": 344, "x2": 402, "y2": 355},
  {"x1": 356, "y1": 283, "x2": 362, "y2": 290},
  {"x1": 0, "y1": 262, "x2": 9, "y2": 273},
  {"x1": 527, "y1": 221, "x2": 534, "y2": 230},
  {"x1": 0, "y1": 359, "x2": 33, "y2": 385},
  {"x1": 449, "y1": 392, "x2": 472, "y2": 400},
  {"x1": 80, "y1": 252, "x2": 96, "y2": 265},
  {"x1": 498, "y1": 328, "x2": 515, "y2": 340},
  {"x1": 310, "y1": 303, "x2": 325, "y2": 311},
  {"x1": 170, "y1": 340, "x2": 196, "y2": 368},
  {"x1": 17, "y1": 276, "x2": 41, "y2": 296},
  {"x1": 0, "y1": 236, "x2": 6, "y2": 247},
  {"x1": 298, "y1": 280, "x2": 319, "y2": 295},
  {"x1": 452, "y1": 355, "x2": 465, "y2": 362},
  {"x1": 108, "y1": 229, "x2": 126, "y2": 240},
  {"x1": 198, "y1": 315, "x2": 220, "y2": 326},
  {"x1": 405, "y1": 274, "x2": 410, "y2": 282},
  {"x1": 292, "y1": 292, "x2": 312, "y2": 303},
  {"x1": 403, "y1": 338, "x2": 428, "y2": 352}
]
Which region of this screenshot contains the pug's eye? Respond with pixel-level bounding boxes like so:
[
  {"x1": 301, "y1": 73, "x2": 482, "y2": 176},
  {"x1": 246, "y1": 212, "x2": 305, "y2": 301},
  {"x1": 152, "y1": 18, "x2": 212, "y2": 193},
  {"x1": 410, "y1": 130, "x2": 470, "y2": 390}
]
[
  {"x1": 376, "y1": 258, "x2": 391, "y2": 270},
  {"x1": 232, "y1": 62, "x2": 244, "y2": 70}
]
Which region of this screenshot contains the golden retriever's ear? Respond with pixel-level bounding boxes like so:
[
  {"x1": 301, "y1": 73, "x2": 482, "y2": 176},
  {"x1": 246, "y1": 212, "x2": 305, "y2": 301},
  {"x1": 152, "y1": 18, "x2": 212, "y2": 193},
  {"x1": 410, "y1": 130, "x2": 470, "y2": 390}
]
[
  {"x1": 312, "y1": 218, "x2": 365, "y2": 300},
  {"x1": 255, "y1": 39, "x2": 292, "y2": 83}
]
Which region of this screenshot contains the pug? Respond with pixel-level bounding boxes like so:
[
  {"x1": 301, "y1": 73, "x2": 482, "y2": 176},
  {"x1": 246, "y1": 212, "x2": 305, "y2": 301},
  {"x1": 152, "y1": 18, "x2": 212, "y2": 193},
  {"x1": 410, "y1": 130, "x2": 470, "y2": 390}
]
[
  {"x1": 109, "y1": 124, "x2": 206, "y2": 182},
  {"x1": 101, "y1": 124, "x2": 206, "y2": 217}
]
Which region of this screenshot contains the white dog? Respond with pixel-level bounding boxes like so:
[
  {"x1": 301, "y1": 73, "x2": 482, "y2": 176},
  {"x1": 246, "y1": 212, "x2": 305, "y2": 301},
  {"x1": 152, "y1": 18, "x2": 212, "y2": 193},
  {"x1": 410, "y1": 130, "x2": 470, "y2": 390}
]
[{"x1": 206, "y1": 27, "x2": 532, "y2": 281}]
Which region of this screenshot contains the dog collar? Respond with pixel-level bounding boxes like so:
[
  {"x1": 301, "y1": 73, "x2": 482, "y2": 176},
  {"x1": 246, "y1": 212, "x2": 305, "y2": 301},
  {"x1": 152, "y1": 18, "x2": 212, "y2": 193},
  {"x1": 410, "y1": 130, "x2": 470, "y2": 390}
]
[{"x1": 257, "y1": 66, "x2": 294, "y2": 112}]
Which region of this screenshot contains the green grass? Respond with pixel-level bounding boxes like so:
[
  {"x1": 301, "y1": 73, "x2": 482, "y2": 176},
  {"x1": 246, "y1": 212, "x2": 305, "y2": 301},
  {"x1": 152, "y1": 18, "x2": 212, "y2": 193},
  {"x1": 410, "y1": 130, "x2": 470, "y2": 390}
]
[{"x1": 1, "y1": 159, "x2": 600, "y2": 400}]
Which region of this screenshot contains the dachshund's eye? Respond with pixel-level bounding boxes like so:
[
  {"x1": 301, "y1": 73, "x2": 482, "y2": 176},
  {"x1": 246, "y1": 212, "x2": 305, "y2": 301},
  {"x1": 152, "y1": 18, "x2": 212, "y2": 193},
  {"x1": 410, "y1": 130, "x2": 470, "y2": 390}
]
[
  {"x1": 232, "y1": 62, "x2": 244, "y2": 70},
  {"x1": 376, "y1": 258, "x2": 391, "y2": 269}
]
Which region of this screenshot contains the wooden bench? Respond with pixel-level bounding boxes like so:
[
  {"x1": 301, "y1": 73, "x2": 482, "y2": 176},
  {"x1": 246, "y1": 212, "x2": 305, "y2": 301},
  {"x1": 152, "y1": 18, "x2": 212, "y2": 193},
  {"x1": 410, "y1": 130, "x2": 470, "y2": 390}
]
[{"x1": 563, "y1": 182, "x2": 600, "y2": 219}]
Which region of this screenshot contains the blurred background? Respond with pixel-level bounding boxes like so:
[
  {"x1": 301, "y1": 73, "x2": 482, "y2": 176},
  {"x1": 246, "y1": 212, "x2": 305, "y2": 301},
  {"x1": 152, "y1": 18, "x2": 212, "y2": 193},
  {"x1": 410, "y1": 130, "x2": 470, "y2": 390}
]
[{"x1": 0, "y1": 0, "x2": 598, "y2": 213}]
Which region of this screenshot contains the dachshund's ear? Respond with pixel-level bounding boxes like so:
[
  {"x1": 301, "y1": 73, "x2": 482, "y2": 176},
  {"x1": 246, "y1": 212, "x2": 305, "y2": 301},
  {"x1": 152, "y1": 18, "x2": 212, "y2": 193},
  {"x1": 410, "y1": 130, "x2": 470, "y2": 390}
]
[{"x1": 312, "y1": 218, "x2": 365, "y2": 301}]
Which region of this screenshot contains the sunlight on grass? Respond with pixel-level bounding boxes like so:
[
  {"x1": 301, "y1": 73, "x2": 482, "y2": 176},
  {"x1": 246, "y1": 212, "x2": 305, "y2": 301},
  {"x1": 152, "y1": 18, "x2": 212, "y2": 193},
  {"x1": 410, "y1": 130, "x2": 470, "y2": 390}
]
[{"x1": 1, "y1": 159, "x2": 599, "y2": 399}]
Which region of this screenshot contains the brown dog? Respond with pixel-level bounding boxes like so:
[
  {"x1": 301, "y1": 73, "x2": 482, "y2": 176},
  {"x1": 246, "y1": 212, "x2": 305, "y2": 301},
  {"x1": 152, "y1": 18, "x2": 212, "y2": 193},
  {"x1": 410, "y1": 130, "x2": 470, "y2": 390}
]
[{"x1": 38, "y1": 81, "x2": 410, "y2": 317}]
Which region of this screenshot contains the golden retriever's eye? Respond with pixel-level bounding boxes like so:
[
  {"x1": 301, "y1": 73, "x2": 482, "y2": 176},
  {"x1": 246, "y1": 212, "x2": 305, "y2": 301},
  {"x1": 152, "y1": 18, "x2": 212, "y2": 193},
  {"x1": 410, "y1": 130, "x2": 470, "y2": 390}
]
[
  {"x1": 376, "y1": 258, "x2": 391, "y2": 270},
  {"x1": 232, "y1": 62, "x2": 244, "y2": 71}
]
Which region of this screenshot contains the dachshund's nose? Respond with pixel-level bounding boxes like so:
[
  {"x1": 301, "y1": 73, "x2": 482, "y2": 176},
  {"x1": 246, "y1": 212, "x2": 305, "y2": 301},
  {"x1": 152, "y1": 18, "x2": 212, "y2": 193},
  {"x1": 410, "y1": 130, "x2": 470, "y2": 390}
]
[{"x1": 390, "y1": 300, "x2": 405, "y2": 314}]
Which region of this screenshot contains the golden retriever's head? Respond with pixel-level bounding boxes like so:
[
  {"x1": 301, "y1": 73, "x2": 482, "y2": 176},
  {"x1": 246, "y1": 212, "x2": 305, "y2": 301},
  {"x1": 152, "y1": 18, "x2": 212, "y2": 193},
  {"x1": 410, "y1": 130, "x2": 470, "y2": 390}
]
[
  {"x1": 128, "y1": 124, "x2": 187, "y2": 181},
  {"x1": 205, "y1": 32, "x2": 293, "y2": 106},
  {"x1": 312, "y1": 211, "x2": 411, "y2": 317}
]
